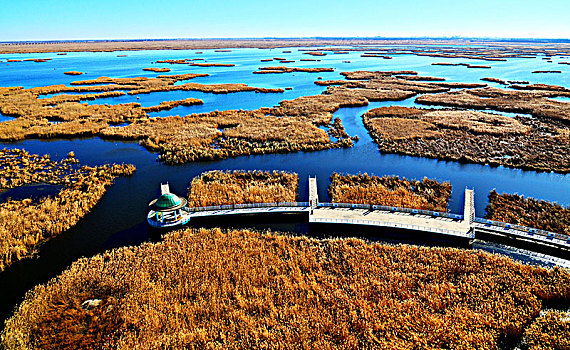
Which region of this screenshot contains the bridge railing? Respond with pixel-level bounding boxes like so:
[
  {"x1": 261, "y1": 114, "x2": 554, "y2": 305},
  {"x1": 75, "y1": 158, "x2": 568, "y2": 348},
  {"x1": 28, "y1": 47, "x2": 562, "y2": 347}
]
[
  {"x1": 316, "y1": 202, "x2": 464, "y2": 221},
  {"x1": 184, "y1": 202, "x2": 310, "y2": 213},
  {"x1": 310, "y1": 217, "x2": 472, "y2": 238},
  {"x1": 473, "y1": 217, "x2": 570, "y2": 244}
]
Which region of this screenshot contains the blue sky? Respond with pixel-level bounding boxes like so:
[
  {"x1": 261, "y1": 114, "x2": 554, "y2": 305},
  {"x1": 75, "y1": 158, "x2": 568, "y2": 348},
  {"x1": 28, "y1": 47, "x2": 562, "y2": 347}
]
[{"x1": 0, "y1": 0, "x2": 568, "y2": 41}]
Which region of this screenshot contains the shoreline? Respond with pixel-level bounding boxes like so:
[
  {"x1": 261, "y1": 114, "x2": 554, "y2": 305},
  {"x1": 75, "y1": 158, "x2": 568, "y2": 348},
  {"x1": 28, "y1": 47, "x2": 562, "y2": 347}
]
[{"x1": 2, "y1": 38, "x2": 570, "y2": 54}]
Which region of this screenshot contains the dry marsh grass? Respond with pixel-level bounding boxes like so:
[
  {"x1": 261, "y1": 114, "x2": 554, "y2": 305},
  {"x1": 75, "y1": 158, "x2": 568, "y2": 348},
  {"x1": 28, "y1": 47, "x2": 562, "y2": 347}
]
[
  {"x1": 142, "y1": 67, "x2": 171, "y2": 72},
  {"x1": 253, "y1": 66, "x2": 334, "y2": 74},
  {"x1": 416, "y1": 87, "x2": 570, "y2": 123},
  {"x1": 367, "y1": 117, "x2": 441, "y2": 140},
  {"x1": 0, "y1": 148, "x2": 135, "y2": 271},
  {"x1": 140, "y1": 98, "x2": 203, "y2": 113},
  {"x1": 363, "y1": 106, "x2": 570, "y2": 173},
  {"x1": 523, "y1": 311, "x2": 570, "y2": 349},
  {"x1": 328, "y1": 173, "x2": 451, "y2": 212},
  {"x1": 2, "y1": 227, "x2": 570, "y2": 349},
  {"x1": 423, "y1": 110, "x2": 530, "y2": 135},
  {"x1": 187, "y1": 170, "x2": 298, "y2": 207},
  {"x1": 485, "y1": 190, "x2": 570, "y2": 235},
  {"x1": 99, "y1": 110, "x2": 341, "y2": 164},
  {"x1": 0, "y1": 74, "x2": 278, "y2": 124}
]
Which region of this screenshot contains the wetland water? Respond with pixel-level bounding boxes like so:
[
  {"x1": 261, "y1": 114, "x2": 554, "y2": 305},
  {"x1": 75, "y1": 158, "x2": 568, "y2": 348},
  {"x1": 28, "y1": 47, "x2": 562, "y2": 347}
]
[{"x1": 0, "y1": 47, "x2": 569, "y2": 324}]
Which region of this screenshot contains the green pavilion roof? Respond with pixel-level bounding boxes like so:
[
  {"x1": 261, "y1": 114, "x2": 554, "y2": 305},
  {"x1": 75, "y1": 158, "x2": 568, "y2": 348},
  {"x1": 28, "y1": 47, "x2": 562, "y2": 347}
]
[
  {"x1": 155, "y1": 193, "x2": 182, "y2": 209},
  {"x1": 149, "y1": 192, "x2": 187, "y2": 212}
]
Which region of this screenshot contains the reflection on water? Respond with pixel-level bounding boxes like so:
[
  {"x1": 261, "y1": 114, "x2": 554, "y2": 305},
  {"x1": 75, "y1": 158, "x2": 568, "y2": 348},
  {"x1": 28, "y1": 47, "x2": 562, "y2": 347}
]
[{"x1": 0, "y1": 183, "x2": 63, "y2": 203}]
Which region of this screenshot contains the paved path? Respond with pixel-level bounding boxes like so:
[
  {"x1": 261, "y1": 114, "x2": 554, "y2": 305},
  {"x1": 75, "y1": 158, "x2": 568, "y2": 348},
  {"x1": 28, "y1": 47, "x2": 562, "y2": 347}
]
[{"x1": 310, "y1": 206, "x2": 471, "y2": 237}]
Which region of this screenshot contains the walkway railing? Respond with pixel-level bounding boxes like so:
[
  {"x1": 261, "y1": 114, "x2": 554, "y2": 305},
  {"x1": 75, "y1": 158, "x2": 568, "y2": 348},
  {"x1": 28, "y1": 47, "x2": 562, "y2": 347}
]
[
  {"x1": 316, "y1": 202, "x2": 464, "y2": 220},
  {"x1": 180, "y1": 201, "x2": 570, "y2": 245},
  {"x1": 184, "y1": 202, "x2": 310, "y2": 213},
  {"x1": 473, "y1": 218, "x2": 570, "y2": 244}
]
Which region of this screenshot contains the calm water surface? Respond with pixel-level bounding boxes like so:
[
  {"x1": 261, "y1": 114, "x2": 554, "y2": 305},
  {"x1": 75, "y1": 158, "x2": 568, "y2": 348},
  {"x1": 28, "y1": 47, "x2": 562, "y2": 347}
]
[{"x1": 0, "y1": 47, "x2": 569, "y2": 326}]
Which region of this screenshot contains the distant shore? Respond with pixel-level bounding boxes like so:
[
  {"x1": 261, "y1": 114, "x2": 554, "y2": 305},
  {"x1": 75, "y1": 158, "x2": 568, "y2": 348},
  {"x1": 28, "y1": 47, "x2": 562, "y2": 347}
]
[{"x1": 2, "y1": 38, "x2": 570, "y2": 54}]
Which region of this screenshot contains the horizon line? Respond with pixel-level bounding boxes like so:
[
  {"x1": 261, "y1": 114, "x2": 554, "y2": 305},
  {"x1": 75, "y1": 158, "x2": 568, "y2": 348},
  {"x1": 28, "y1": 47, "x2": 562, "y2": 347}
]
[{"x1": 2, "y1": 36, "x2": 570, "y2": 44}]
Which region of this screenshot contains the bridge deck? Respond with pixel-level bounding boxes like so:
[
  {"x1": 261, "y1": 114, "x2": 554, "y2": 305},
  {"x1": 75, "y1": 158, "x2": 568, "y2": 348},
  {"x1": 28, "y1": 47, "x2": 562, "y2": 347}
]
[{"x1": 311, "y1": 207, "x2": 471, "y2": 237}]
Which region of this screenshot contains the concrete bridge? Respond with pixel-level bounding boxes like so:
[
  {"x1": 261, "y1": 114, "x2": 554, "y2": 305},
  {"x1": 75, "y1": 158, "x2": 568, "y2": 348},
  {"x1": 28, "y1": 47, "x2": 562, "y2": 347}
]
[{"x1": 180, "y1": 177, "x2": 570, "y2": 251}]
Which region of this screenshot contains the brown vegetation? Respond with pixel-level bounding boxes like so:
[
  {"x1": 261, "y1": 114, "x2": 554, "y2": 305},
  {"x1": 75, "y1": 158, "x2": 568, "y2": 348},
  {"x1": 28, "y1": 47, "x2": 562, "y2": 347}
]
[
  {"x1": 485, "y1": 191, "x2": 570, "y2": 235},
  {"x1": 0, "y1": 148, "x2": 135, "y2": 271},
  {"x1": 432, "y1": 62, "x2": 491, "y2": 69},
  {"x1": 189, "y1": 63, "x2": 236, "y2": 67},
  {"x1": 2, "y1": 39, "x2": 570, "y2": 57},
  {"x1": 187, "y1": 170, "x2": 298, "y2": 207},
  {"x1": 99, "y1": 110, "x2": 350, "y2": 164},
  {"x1": 140, "y1": 98, "x2": 203, "y2": 113},
  {"x1": 360, "y1": 54, "x2": 392, "y2": 59},
  {"x1": 253, "y1": 66, "x2": 334, "y2": 74},
  {"x1": 0, "y1": 74, "x2": 284, "y2": 142},
  {"x1": 303, "y1": 51, "x2": 327, "y2": 56},
  {"x1": 416, "y1": 86, "x2": 570, "y2": 124},
  {"x1": 63, "y1": 71, "x2": 83, "y2": 76},
  {"x1": 363, "y1": 106, "x2": 570, "y2": 173},
  {"x1": 481, "y1": 77, "x2": 507, "y2": 85},
  {"x1": 142, "y1": 67, "x2": 171, "y2": 72},
  {"x1": 3, "y1": 227, "x2": 570, "y2": 349},
  {"x1": 328, "y1": 172, "x2": 451, "y2": 211},
  {"x1": 509, "y1": 83, "x2": 570, "y2": 93},
  {"x1": 523, "y1": 311, "x2": 570, "y2": 349}
]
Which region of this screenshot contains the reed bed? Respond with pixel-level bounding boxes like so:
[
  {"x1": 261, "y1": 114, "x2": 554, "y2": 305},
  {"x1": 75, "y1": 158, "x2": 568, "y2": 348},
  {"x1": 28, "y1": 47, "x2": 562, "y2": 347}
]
[
  {"x1": 0, "y1": 148, "x2": 77, "y2": 191},
  {"x1": 523, "y1": 311, "x2": 570, "y2": 349},
  {"x1": 3, "y1": 227, "x2": 570, "y2": 349},
  {"x1": 481, "y1": 77, "x2": 508, "y2": 85},
  {"x1": 99, "y1": 110, "x2": 341, "y2": 164},
  {"x1": 328, "y1": 172, "x2": 451, "y2": 211},
  {"x1": 416, "y1": 86, "x2": 570, "y2": 123},
  {"x1": 189, "y1": 63, "x2": 235, "y2": 67},
  {"x1": 140, "y1": 98, "x2": 203, "y2": 113},
  {"x1": 485, "y1": 190, "x2": 570, "y2": 235},
  {"x1": 432, "y1": 62, "x2": 491, "y2": 69},
  {"x1": 142, "y1": 67, "x2": 170, "y2": 72},
  {"x1": 0, "y1": 148, "x2": 135, "y2": 271},
  {"x1": 187, "y1": 170, "x2": 298, "y2": 207},
  {"x1": 424, "y1": 110, "x2": 530, "y2": 135},
  {"x1": 2, "y1": 39, "x2": 570, "y2": 57},
  {"x1": 253, "y1": 66, "x2": 334, "y2": 74},
  {"x1": 0, "y1": 75, "x2": 276, "y2": 122},
  {"x1": 363, "y1": 106, "x2": 570, "y2": 173}
]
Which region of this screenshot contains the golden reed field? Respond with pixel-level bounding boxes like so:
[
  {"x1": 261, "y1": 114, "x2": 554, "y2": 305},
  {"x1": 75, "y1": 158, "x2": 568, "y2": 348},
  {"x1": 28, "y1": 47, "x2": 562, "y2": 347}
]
[
  {"x1": 2, "y1": 228, "x2": 569, "y2": 349},
  {"x1": 187, "y1": 170, "x2": 298, "y2": 207},
  {"x1": 0, "y1": 148, "x2": 135, "y2": 271},
  {"x1": 486, "y1": 190, "x2": 570, "y2": 235},
  {"x1": 328, "y1": 172, "x2": 452, "y2": 212}
]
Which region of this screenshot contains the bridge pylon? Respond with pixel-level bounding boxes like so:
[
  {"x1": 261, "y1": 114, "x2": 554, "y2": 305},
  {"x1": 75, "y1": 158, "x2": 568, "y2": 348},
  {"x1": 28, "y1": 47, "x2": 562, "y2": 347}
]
[
  {"x1": 308, "y1": 177, "x2": 318, "y2": 209},
  {"x1": 463, "y1": 188, "x2": 475, "y2": 228}
]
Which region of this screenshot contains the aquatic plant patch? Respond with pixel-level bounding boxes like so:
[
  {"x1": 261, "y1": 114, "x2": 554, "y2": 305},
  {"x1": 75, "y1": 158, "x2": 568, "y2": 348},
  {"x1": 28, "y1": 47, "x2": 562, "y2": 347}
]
[
  {"x1": 485, "y1": 190, "x2": 570, "y2": 235},
  {"x1": 187, "y1": 170, "x2": 298, "y2": 207},
  {"x1": 363, "y1": 106, "x2": 570, "y2": 173},
  {"x1": 3, "y1": 228, "x2": 569, "y2": 349},
  {"x1": 0, "y1": 148, "x2": 135, "y2": 271},
  {"x1": 328, "y1": 172, "x2": 452, "y2": 212}
]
